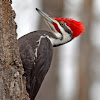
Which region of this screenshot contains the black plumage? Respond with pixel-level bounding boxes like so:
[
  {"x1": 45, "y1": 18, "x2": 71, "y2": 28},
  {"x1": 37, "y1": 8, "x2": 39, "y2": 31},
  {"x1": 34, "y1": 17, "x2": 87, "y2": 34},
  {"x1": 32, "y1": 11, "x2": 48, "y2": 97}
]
[
  {"x1": 18, "y1": 8, "x2": 74, "y2": 100},
  {"x1": 18, "y1": 30, "x2": 53, "y2": 100},
  {"x1": 18, "y1": 8, "x2": 84, "y2": 100}
]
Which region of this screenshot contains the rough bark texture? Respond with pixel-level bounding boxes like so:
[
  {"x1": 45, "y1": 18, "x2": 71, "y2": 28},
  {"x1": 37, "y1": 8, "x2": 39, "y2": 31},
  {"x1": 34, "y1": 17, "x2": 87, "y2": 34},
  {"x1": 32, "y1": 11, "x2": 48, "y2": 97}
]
[{"x1": 0, "y1": 0, "x2": 29, "y2": 99}]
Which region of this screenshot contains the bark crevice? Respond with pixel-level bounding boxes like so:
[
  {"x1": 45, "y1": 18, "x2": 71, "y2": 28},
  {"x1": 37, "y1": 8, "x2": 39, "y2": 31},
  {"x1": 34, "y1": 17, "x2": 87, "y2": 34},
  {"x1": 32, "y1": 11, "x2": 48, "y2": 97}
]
[{"x1": 0, "y1": 0, "x2": 29, "y2": 99}]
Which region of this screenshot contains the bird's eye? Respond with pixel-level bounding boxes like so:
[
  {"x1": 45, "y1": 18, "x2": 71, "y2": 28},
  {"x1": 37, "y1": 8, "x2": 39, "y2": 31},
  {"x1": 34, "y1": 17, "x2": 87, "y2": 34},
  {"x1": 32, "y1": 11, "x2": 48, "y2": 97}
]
[{"x1": 60, "y1": 23, "x2": 65, "y2": 26}]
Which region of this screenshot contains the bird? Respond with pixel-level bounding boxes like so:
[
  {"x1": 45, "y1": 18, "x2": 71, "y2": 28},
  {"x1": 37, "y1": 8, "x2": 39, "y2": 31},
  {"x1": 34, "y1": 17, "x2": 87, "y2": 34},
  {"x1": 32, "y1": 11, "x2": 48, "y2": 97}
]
[{"x1": 18, "y1": 8, "x2": 85, "y2": 100}]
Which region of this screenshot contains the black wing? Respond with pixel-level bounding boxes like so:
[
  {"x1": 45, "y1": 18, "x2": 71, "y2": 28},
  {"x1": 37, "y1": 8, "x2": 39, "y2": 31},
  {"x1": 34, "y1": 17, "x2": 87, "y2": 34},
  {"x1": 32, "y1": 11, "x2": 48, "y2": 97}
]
[
  {"x1": 18, "y1": 35, "x2": 53, "y2": 100},
  {"x1": 30, "y1": 37, "x2": 53, "y2": 100}
]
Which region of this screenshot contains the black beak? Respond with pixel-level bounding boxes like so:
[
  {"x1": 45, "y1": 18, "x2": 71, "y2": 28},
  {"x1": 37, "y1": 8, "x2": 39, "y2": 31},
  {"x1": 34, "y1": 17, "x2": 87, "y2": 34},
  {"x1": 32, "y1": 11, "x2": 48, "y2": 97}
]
[{"x1": 36, "y1": 8, "x2": 56, "y2": 24}]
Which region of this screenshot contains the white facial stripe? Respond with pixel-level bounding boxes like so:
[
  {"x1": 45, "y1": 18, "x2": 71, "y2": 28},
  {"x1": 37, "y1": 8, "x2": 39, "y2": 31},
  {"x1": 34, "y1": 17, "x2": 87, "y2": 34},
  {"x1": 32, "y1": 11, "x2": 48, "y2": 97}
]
[
  {"x1": 46, "y1": 20, "x2": 62, "y2": 39},
  {"x1": 44, "y1": 19, "x2": 72, "y2": 46},
  {"x1": 52, "y1": 21, "x2": 72, "y2": 45},
  {"x1": 56, "y1": 21, "x2": 67, "y2": 35},
  {"x1": 64, "y1": 23, "x2": 73, "y2": 33}
]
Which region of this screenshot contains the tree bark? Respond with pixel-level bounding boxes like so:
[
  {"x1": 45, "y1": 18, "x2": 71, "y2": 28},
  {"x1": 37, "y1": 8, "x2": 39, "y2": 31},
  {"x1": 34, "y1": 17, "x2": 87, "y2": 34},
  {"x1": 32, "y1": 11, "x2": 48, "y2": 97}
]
[{"x1": 0, "y1": 0, "x2": 29, "y2": 99}]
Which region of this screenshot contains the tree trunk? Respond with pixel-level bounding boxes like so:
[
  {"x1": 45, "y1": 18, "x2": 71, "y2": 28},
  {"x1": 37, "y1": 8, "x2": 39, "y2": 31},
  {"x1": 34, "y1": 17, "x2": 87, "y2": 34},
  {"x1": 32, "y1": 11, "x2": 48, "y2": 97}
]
[
  {"x1": 35, "y1": 0, "x2": 64, "y2": 100},
  {"x1": 0, "y1": 0, "x2": 29, "y2": 99},
  {"x1": 78, "y1": 0, "x2": 93, "y2": 100}
]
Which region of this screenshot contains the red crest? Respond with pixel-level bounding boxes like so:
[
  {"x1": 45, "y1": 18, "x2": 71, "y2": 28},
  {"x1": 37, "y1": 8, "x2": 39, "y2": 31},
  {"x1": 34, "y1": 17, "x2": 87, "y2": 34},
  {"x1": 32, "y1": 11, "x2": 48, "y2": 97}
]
[{"x1": 54, "y1": 18, "x2": 85, "y2": 38}]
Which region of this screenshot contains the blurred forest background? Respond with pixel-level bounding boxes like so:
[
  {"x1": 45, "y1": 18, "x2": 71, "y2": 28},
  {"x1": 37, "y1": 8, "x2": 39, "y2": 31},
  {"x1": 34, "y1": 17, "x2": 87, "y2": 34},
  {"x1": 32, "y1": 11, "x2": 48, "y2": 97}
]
[{"x1": 12, "y1": 0, "x2": 100, "y2": 100}]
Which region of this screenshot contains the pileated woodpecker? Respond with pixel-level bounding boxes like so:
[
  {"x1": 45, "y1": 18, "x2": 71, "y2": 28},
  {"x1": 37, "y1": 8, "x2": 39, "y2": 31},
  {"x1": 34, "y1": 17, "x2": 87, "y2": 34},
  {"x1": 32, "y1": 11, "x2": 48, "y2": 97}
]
[{"x1": 18, "y1": 8, "x2": 85, "y2": 100}]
